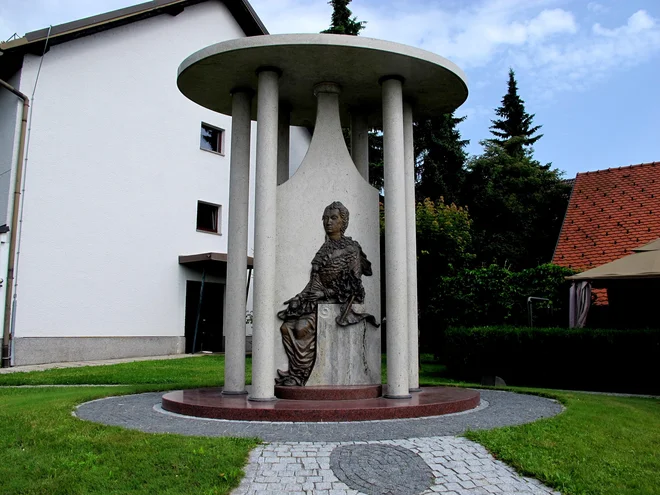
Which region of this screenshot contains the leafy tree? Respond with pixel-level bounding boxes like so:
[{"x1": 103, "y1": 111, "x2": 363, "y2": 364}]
[
  {"x1": 416, "y1": 198, "x2": 474, "y2": 275},
  {"x1": 488, "y1": 69, "x2": 542, "y2": 157},
  {"x1": 461, "y1": 142, "x2": 571, "y2": 269},
  {"x1": 368, "y1": 131, "x2": 384, "y2": 191},
  {"x1": 431, "y1": 263, "x2": 576, "y2": 331},
  {"x1": 415, "y1": 198, "x2": 474, "y2": 345},
  {"x1": 322, "y1": 0, "x2": 366, "y2": 35},
  {"x1": 414, "y1": 113, "x2": 469, "y2": 205}
]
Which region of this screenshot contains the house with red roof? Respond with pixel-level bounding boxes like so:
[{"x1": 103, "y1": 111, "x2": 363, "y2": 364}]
[{"x1": 552, "y1": 161, "x2": 660, "y2": 320}]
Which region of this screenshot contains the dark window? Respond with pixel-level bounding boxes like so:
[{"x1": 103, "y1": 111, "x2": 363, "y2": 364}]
[
  {"x1": 196, "y1": 201, "x2": 220, "y2": 233},
  {"x1": 200, "y1": 123, "x2": 224, "y2": 154}
]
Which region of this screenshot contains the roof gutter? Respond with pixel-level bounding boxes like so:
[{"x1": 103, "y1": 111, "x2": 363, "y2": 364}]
[{"x1": 0, "y1": 79, "x2": 28, "y2": 367}]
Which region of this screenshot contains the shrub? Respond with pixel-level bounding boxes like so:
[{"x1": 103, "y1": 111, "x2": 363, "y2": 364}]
[
  {"x1": 424, "y1": 263, "x2": 575, "y2": 331},
  {"x1": 443, "y1": 326, "x2": 660, "y2": 394}
]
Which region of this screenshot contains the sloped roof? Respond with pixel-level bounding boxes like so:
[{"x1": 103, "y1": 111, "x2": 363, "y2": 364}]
[
  {"x1": 0, "y1": 0, "x2": 267, "y2": 56},
  {"x1": 552, "y1": 161, "x2": 660, "y2": 271}
]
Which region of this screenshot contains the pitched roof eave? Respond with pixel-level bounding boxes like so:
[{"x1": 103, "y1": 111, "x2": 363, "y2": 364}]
[{"x1": 0, "y1": 0, "x2": 268, "y2": 56}]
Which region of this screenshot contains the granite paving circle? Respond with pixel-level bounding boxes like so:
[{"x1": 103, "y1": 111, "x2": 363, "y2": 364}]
[
  {"x1": 330, "y1": 444, "x2": 433, "y2": 495},
  {"x1": 74, "y1": 389, "x2": 563, "y2": 442}
]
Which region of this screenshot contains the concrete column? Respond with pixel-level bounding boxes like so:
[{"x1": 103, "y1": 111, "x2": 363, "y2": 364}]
[
  {"x1": 351, "y1": 111, "x2": 369, "y2": 181},
  {"x1": 249, "y1": 68, "x2": 280, "y2": 401},
  {"x1": 381, "y1": 76, "x2": 410, "y2": 398},
  {"x1": 403, "y1": 102, "x2": 420, "y2": 391},
  {"x1": 277, "y1": 103, "x2": 291, "y2": 185},
  {"x1": 223, "y1": 89, "x2": 253, "y2": 395}
]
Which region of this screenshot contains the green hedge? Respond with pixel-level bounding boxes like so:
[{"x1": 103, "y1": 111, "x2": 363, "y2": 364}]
[
  {"x1": 419, "y1": 263, "x2": 576, "y2": 352},
  {"x1": 443, "y1": 326, "x2": 660, "y2": 394}
]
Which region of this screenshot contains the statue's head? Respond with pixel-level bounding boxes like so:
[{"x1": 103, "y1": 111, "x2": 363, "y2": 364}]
[{"x1": 323, "y1": 201, "x2": 349, "y2": 237}]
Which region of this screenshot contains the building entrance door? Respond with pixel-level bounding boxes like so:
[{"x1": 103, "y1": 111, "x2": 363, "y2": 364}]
[{"x1": 184, "y1": 281, "x2": 224, "y2": 353}]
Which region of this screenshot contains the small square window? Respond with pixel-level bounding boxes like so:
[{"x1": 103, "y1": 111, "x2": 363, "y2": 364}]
[
  {"x1": 197, "y1": 201, "x2": 221, "y2": 234},
  {"x1": 200, "y1": 122, "x2": 224, "y2": 154}
]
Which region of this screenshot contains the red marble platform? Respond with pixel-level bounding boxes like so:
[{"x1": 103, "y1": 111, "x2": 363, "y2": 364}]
[
  {"x1": 275, "y1": 384, "x2": 383, "y2": 400},
  {"x1": 161, "y1": 386, "x2": 480, "y2": 422}
]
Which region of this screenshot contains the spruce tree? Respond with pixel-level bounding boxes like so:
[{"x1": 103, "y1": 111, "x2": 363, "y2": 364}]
[
  {"x1": 488, "y1": 69, "x2": 542, "y2": 157},
  {"x1": 462, "y1": 142, "x2": 571, "y2": 269},
  {"x1": 414, "y1": 113, "x2": 469, "y2": 205},
  {"x1": 322, "y1": 0, "x2": 366, "y2": 35}
]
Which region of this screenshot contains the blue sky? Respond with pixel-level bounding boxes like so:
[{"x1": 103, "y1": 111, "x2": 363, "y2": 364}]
[{"x1": 1, "y1": 0, "x2": 659, "y2": 178}]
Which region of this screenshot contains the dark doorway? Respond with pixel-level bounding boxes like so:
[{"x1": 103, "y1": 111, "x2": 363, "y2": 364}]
[{"x1": 184, "y1": 281, "x2": 225, "y2": 353}]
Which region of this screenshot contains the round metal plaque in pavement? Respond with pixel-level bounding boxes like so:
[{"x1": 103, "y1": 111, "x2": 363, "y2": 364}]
[{"x1": 330, "y1": 444, "x2": 433, "y2": 495}]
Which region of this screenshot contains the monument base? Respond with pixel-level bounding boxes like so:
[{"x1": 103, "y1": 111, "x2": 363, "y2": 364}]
[
  {"x1": 306, "y1": 303, "x2": 381, "y2": 386},
  {"x1": 161, "y1": 386, "x2": 480, "y2": 422},
  {"x1": 275, "y1": 384, "x2": 382, "y2": 400}
]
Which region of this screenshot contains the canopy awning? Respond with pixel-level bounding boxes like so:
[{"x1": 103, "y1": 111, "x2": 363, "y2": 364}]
[
  {"x1": 568, "y1": 238, "x2": 660, "y2": 281},
  {"x1": 179, "y1": 252, "x2": 254, "y2": 277}
]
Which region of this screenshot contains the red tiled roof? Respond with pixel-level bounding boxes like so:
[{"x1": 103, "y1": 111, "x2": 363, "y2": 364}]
[{"x1": 553, "y1": 161, "x2": 660, "y2": 271}]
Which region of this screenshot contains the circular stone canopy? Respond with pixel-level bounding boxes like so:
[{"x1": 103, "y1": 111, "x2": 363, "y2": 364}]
[{"x1": 177, "y1": 34, "x2": 468, "y2": 127}]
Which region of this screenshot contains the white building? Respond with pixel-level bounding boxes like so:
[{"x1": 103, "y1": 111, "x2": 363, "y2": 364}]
[{"x1": 0, "y1": 0, "x2": 309, "y2": 366}]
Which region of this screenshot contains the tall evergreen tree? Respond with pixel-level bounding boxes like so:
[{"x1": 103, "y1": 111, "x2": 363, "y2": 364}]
[
  {"x1": 462, "y1": 142, "x2": 571, "y2": 269},
  {"x1": 322, "y1": 0, "x2": 366, "y2": 35},
  {"x1": 488, "y1": 69, "x2": 542, "y2": 157},
  {"x1": 414, "y1": 113, "x2": 469, "y2": 205}
]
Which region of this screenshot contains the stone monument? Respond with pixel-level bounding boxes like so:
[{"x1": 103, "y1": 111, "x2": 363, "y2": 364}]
[
  {"x1": 162, "y1": 33, "x2": 481, "y2": 421},
  {"x1": 276, "y1": 201, "x2": 379, "y2": 387}
]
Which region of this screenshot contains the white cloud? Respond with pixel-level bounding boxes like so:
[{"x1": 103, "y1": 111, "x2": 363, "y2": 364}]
[
  {"x1": 249, "y1": 0, "x2": 330, "y2": 34},
  {"x1": 517, "y1": 10, "x2": 660, "y2": 98},
  {"x1": 252, "y1": 0, "x2": 578, "y2": 70},
  {"x1": 587, "y1": 2, "x2": 608, "y2": 14},
  {"x1": 249, "y1": 0, "x2": 659, "y2": 98},
  {"x1": 459, "y1": 104, "x2": 492, "y2": 121},
  {"x1": 593, "y1": 9, "x2": 655, "y2": 36},
  {"x1": 355, "y1": 1, "x2": 577, "y2": 69}
]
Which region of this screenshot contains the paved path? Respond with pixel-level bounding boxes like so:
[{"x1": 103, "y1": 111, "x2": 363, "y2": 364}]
[
  {"x1": 234, "y1": 437, "x2": 560, "y2": 495},
  {"x1": 75, "y1": 390, "x2": 564, "y2": 494}
]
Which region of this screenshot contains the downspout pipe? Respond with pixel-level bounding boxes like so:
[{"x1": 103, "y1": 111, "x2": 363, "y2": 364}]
[{"x1": 0, "y1": 78, "x2": 29, "y2": 368}]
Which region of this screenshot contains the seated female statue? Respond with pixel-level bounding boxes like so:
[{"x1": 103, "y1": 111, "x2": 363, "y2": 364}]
[{"x1": 276, "y1": 201, "x2": 378, "y2": 386}]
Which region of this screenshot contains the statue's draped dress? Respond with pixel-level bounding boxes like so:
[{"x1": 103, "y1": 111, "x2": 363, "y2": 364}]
[{"x1": 276, "y1": 236, "x2": 377, "y2": 386}]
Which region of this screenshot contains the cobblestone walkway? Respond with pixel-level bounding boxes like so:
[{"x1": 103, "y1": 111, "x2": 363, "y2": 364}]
[{"x1": 234, "y1": 437, "x2": 560, "y2": 495}]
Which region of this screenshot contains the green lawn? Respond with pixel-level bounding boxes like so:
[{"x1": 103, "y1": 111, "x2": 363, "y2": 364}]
[
  {"x1": 1, "y1": 354, "x2": 659, "y2": 494},
  {"x1": 0, "y1": 385, "x2": 257, "y2": 495},
  {"x1": 0, "y1": 355, "x2": 231, "y2": 388},
  {"x1": 465, "y1": 392, "x2": 660, "y2": 495}
]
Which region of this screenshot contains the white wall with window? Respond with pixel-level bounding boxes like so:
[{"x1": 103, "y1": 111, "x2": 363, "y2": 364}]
[
  {"x1": 6, "y1": 2, "x2": 310, "y2": 365},
  {"x1": 200, "y1": 122, "x2": 225, "y2": 155}
]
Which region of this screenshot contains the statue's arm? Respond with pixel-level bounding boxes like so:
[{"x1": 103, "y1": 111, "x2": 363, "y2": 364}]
[{"x1": 298, "y1": 265, "x2": 326, "y2": 301}]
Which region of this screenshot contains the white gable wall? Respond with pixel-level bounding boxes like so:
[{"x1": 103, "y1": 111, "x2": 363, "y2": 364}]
[{"x1": 8, "y1": 2, "x2": 311, "y2": 364}]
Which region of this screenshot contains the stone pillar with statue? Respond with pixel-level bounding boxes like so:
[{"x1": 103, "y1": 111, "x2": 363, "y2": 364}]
[
  {"x1": 164, "y1": 34, "x2": 480, "y2": 421},
  {"x1": 273, "y1": 81, "x2": 382, "y2": 397}
]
